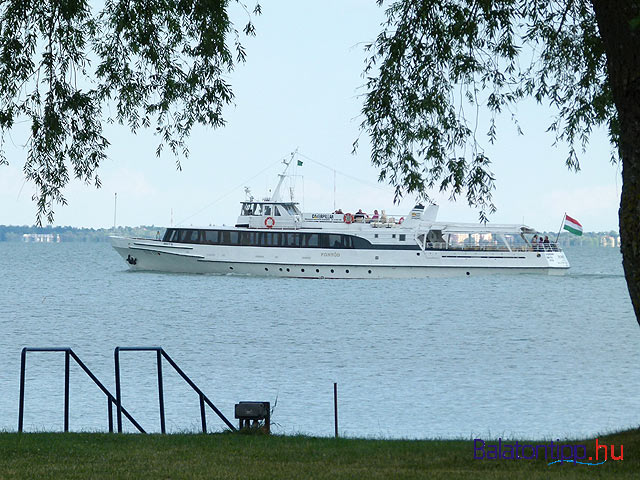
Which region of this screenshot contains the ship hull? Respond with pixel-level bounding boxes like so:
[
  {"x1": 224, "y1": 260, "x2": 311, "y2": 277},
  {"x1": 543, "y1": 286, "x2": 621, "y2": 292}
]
[{"x1": 111, "y1": 236, "x2": 569, "y2": 279}]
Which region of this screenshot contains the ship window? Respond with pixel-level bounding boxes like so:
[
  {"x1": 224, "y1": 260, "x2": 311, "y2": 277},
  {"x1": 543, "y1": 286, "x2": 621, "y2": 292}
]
[
  {"x1": 257, "y1": 232, "x2": 268, "y2": 246},
  {"x1": 241, "y1": 204, "x2": 253, "y2": 216},
  {"x1": 427, "y1": 230, "x2": 444, "y2": 243},
  {"x1": 264, "y1": 232, "x2": 274, "y2": 246},
  {"x1": 285, "y1": 233, "x2": 301, "y2": 247},
  {"x1": 328, "y1": 234, "x2": 343, "y2": 248},
  {"x1": 240, "y1": 232, "x2": 256, "y2": 246},
  {"x1": 392, "y1": 234, "x2": 396, "y2": 239},
  {"x1": 194, "y1": 231, "x2": 372, "y2": 249},
  {"x1": 203, "y1": 230, "x2": 219, "y2": 244},
  {"x1": 220, "y1": 231, "x2": 239, "y2": 245},
  {"x1": 302, "y1": 233, "x2": 319, "y2": 247},
  {"x1": 399, "y1": 234, "x2": 406, "y2": 241},
  {"x1": 352, "y1": 237, "x2": 371, "y2": 249},
  {"x1": 264, "y1": 205, "x2": 272, "y2": 216},
  {"x1": 318, "y1": 234, "x2": 329, "y2": 248},
  {"x1": 179, "y1": 229, "x2": 200, "y2": 244},
  {"x1": 274, "y1": 206, "x2": 283, "y2": 216},
  {"x1": 163, "y1": 229, "x2": 178, "y2": 242},
  {"x1": 286, "y1": 204, "x2": 301, "y2": 215}
]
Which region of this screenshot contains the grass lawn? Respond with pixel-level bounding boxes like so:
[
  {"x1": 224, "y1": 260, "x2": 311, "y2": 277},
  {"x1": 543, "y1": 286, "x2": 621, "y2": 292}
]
[{"x1": 0, "y1": 428, "x2": 637, "y2": 479}]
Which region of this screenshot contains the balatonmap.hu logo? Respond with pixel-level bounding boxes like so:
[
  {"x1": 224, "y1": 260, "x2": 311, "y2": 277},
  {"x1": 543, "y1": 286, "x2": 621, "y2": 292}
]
[{"x1": 473, "y1": 438, "x2": 623, "y2": 465}]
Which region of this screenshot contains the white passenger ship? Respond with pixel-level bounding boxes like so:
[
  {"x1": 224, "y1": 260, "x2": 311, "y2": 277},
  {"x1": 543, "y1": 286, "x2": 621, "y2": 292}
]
[{"x1": 110, "y1": 160, "x2": 570, "y2": 278}]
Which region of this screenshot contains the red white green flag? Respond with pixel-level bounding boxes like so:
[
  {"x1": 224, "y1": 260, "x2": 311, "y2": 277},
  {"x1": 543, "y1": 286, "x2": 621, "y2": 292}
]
[{"x1": 563, "y1": 214, "x2": 583, "y2": 236}]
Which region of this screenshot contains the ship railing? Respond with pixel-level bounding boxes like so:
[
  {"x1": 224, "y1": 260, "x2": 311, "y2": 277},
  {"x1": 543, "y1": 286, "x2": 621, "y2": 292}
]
[
  {"x1": 302, "y1": 214, "x2": 404, "y2": 225},
  {"x1": 421, "y1": 242, "x2": 562, "y2": 252},
  {"x1": 522, "y1": 243, "x2": 563, "y2": 252}
]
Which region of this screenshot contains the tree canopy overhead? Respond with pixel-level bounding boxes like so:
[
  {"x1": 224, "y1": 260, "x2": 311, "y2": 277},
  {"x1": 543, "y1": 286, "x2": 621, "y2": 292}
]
[
  {"x1": 360, "y1": 0, "x2": 617, "y2": 222},
  {"x1": 0, "y1": 0, "x2": 260, "y2": 224},
  {"x1": 360, "y1": 0, "x2": 640, "y2": 325}
]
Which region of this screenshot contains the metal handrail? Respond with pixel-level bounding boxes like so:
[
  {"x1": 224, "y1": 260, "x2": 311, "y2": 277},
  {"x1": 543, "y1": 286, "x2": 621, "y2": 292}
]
[
  {"x1": 18, "y1": 347, "x2": 144, "y2": 433},
  {"x1": 422, "y1": 242, "x2": 562, "y2": 252},
  {"x1": 114, "y1": 347, "x2": 236, "y2": 434}
]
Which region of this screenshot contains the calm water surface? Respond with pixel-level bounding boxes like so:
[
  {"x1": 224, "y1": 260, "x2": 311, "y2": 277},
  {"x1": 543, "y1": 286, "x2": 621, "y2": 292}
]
[{"x1": 0, "y1": 241, "x2": 637, "y2": 439}]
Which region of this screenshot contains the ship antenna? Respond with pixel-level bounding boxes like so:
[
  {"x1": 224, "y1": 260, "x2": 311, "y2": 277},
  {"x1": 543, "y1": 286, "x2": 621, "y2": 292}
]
[{"x1": 271, "y1": 148, "x2": 298, "y2": 202}]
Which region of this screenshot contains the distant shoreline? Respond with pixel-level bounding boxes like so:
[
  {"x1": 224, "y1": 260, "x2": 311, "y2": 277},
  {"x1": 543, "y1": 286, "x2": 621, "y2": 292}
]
[{"x1": 0, "y1": 225, "x2": 159, "y2": 243}]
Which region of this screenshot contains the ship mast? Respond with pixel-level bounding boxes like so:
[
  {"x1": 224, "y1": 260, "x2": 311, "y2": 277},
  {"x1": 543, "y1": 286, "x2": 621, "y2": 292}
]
[{"x1": 270, "y1": 149, "x2": 297, "y2": 202}]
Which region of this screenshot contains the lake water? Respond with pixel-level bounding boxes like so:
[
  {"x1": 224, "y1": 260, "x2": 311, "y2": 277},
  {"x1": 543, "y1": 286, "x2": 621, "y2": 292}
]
[{"x1": 0, "y1": 241, "x2": 638, "y2": 439}]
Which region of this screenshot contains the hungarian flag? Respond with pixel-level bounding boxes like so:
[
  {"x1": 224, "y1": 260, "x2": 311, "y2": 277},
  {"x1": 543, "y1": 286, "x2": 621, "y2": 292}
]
[{"x1": 563, "y1": 214, "x2": 583, "y2": 236}]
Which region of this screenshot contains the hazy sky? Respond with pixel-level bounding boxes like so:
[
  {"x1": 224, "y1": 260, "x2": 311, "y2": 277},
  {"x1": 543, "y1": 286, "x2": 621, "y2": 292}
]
[{"x1": 0, "y1": 1, "x2": 621, "y2": 232}]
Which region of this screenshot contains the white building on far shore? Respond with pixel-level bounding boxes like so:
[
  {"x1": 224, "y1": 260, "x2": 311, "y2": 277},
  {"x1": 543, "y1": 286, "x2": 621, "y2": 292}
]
[{"x1": 22, "y1": 233, "x2": 61, "y2": 243}]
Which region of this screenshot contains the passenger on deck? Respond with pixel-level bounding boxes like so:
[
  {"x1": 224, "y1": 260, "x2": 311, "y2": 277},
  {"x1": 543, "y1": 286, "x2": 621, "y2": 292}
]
[
  {"x1": 531, "y1": 234, "x2": 539, "y2": 251},
  {"x1": 371, "y1": 209, "x2": 380, "y2": 221},
  {"x1": 334, "y1": 208, "x2": 343, "y2": 214},
  {"x1": 380, "y1": 210, "x2": 387, "y2": 223},
  {"x1": 354, "y1": 209, "x2": 367, "y2": 221},
  {"x1": 543, "y1": 236, "x2": 550, "y2": 244}
]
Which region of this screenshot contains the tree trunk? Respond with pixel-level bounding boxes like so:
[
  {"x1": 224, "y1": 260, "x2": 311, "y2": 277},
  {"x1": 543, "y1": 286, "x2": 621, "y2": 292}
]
[{"x1": 592, "y1": 1, "x2": 640, "y2": 326}]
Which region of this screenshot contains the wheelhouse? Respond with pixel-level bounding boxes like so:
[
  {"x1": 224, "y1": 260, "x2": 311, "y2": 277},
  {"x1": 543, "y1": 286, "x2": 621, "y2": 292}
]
[{"x1": 236, "y1": 201, "x2": 302, "y2": 228}]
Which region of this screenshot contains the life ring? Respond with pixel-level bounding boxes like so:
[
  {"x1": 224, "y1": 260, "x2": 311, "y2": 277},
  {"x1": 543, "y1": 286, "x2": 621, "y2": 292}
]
[
  {"x1": 264, "y1": 216, "x2": 275, "y2": 228},
  {"x1": 398, "y1": 217, "x2": 404, "y2": 224},
  {"x1": 343, "y1": 213, "x2": 354, "y2": 224}
]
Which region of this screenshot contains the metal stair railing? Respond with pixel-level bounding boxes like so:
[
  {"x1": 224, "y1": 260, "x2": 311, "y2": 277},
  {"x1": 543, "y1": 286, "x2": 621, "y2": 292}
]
[
  {"x1": 18, "y1": 347, "x2": 145, "y2": 433},
  {"x1": 114, "y1": 347, "x2": 236, "y2": 433}
]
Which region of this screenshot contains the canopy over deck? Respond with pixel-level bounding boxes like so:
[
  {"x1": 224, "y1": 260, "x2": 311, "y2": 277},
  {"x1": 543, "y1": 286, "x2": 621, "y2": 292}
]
[{"x1": 429, "y1": 222, "x2": 536, "y2": 235}]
